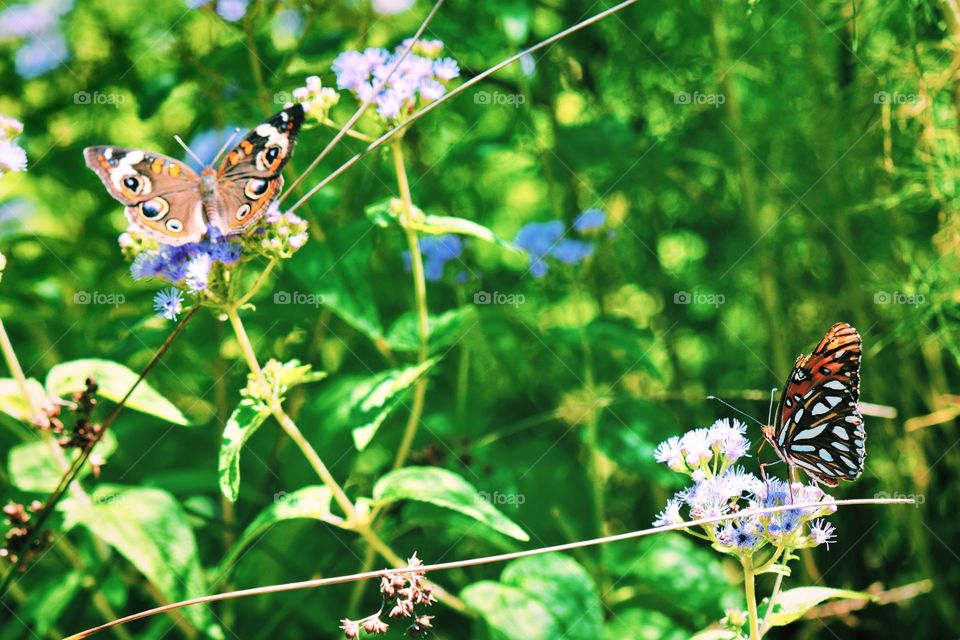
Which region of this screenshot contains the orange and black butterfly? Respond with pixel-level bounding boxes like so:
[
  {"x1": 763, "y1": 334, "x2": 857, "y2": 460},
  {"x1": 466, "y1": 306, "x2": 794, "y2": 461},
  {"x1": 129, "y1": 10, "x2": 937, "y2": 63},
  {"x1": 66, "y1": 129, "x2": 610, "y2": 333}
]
[{"x1": 761, "y1": 323, "x2": 865, "y2": 488}]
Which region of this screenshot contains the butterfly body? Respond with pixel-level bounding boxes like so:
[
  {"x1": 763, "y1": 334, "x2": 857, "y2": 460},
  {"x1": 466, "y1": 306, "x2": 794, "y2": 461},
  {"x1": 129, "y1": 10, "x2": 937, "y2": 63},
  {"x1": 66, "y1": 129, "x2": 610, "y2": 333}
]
[
  {"x1": 84, "y1": 105, "x2": 304, "y2": 246},
  {"x1": 762, "y1": 322, "x2": 865, "y2": 488}
]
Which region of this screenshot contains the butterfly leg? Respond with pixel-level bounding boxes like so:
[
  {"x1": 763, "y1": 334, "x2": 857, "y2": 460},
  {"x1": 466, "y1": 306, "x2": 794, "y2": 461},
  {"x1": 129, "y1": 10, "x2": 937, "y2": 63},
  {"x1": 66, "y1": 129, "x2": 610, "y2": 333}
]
[{"x1": 759, "y1": 459, "x2": 782, "y2": 499}]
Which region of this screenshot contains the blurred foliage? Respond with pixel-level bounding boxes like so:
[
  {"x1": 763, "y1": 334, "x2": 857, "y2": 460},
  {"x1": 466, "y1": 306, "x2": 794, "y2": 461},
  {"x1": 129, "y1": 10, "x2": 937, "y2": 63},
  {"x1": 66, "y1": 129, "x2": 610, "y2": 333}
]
[{"x1": 1, "y1": 0, "x2": 959, "y2": 638}]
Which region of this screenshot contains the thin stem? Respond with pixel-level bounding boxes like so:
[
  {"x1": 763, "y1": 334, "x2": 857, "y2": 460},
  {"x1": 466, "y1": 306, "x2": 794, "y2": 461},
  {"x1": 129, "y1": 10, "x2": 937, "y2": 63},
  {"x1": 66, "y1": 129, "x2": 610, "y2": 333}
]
[
  {"x1": 743, "y1": 555, "x2": 760, "y2": 640},
  {"x1": 320, "y1": 118, "x2": 376, "y2": 142},
  {"x1": 287, "y1": 0, "x2": 641, "y2": 214},
  {"x1": 390, "y1": 139, "x2": 429, "y2": 469},
  {"x1": 761, "y1": 569, "x2": 786, "y2": 634},
  {"x1": 64, "y1": 498, "x2": 914, "y2": 639},
  {"x1": 222, "y1": 305, "x2": 468, "y2": 614},
  {"x1": 0, "y1": 317, "x2": 40, "y2": 423},
  {"x1": 234, "y1": 259, "x2": 276, "y2": 308}
]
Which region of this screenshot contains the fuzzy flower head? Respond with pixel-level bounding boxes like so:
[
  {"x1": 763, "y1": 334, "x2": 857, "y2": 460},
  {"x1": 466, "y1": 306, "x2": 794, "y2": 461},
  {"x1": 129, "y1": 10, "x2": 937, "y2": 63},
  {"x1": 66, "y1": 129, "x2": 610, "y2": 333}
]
[
  {"x1": 153, "y1": 288, "x2": 184, "y2": 321},
  {"x1": 333, "y1": 40, "x2": 459, "y2": 123},
  {"x1": 0, "y1": 115, "x2": 27, "y2": 176}
]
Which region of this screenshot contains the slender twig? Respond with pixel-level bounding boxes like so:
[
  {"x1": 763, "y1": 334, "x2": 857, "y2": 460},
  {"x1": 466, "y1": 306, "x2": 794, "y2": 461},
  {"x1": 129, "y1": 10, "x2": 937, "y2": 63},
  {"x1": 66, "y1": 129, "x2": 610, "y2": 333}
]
[
  {"x1": 761, "y1": 568, "x2": 786, "y2": 633},
  {"x1": 234, "y1": 259, "x2": 276, "y2": 308},
  {"x1": 64, "y1": 498, "x2": 915, "y2": 639},
  {"x1": 279, "y1": 0, "x2": 447, "y2": 203},
  {"x1": 743, "y1": 555, "x2": 761, "y2": 640},
  {"x1": 0, "y1": 306, "x2": 200, "y2": 596},
  {"x1": 286, "y1": 0, "x2": 642, "y2": 214}
]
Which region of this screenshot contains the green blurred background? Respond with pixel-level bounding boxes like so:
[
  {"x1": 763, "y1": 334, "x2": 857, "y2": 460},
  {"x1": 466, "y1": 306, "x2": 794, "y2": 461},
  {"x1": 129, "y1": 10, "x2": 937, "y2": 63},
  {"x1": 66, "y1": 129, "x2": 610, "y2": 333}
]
[{"x1": 0, "y1": 0, "x2": 958, "y2": 637}]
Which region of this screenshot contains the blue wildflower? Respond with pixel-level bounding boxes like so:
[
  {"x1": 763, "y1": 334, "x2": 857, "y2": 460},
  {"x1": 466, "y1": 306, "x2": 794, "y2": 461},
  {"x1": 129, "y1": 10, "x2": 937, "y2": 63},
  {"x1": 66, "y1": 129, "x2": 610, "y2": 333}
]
[
  {"x1": 402, "y1": 234, "x2": 463, "y2": 282},
  {"x1": 574, "y1": 208, "x2": 606, "y2": 232},
  {"x1": 186, "y1": 0, "x2": 249, "y2": 22},
  {"x1": 515, "y1": 220, "x2": 563, "y2": 257},
  {"x1": 0, "y1": 0, "x2": 73, "y2": 79},
  {"x1": 153, "y1": 288, "x2": 184, "y2": 321},
  {"x1": 551, "y1": 239, "x2": 594, "y2": 264}
]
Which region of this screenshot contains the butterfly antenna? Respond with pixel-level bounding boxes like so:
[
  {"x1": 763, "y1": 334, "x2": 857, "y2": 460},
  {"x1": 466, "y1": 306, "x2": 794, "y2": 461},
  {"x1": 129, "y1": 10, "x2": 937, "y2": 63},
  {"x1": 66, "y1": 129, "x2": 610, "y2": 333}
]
[
  {"x1": 766, "y1": 387, "x2": 778, "y2": 426},
  {"x1": 174, "y1": 135, "x2": 205, "y2": 167},
  {"x1": 211, "y1": 128, "x2": 242, "y2": 167},
  {"x1": 706, "y1": 396, "x2": 764, "y2": 427}
]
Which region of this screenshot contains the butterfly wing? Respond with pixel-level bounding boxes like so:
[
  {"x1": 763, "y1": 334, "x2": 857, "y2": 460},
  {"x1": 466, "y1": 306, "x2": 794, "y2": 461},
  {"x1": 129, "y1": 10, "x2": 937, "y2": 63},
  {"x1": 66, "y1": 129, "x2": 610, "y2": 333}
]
[
  {"x1": 84, "y1": 147, "x2": 206, "y2": 245},
  {"x1": 773, "y1": 323, "x2": 865, "y2": 485},
  {"x1": 209, "y1": 104, "x2": 304, "y2": 235}
]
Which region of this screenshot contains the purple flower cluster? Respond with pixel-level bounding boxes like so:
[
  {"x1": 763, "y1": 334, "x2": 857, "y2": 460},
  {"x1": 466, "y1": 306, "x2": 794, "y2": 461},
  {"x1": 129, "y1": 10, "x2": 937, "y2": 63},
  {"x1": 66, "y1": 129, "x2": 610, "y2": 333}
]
[
  {"x1": 402, "y1": 234, "x2": 462, "y2": 282},
  {"x1": 0, "y1": 0, "x2": 72, "y2": 78},
  {"x1": 333, "y1": 39, "x2": 460, "y2": 120},
  {"x1": 514, "y1": 209, "x2": 607, "y2": 277},
  {"x1": 250, "y1": 203, "x2": 309, "y2": 259},
  {"x1": 653, "y1": 419, "x2": 839, "y2": 555},
  {"x1": 128, "y1": 229, "x2": 241, "y2": 296}
]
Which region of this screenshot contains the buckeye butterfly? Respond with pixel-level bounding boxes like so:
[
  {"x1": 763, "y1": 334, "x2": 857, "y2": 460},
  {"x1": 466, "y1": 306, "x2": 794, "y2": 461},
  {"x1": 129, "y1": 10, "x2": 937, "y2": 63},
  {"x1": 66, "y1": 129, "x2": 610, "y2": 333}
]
[
  {"x1": 760, "y1": 322, "x2": 866, "y2": 493},
  {"x1": 84, "y1": 104, "x2": 304, "y2": 246}
]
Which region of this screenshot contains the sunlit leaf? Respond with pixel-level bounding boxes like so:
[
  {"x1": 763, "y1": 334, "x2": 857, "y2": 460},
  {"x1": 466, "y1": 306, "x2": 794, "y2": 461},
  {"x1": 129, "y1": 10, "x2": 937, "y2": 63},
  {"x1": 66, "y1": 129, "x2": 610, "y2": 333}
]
[
  {"x1": 461, "y1": 582, "x2": 560, "y2": 640},
  {"x1": 385, "y1": 306, "x2": 478, "y2": 353},
  {"x1": 8, "y1": 430, "x2": 117, "y2": 493},
  {"x1": 61, "y1": 485, "x2": 222, "y2": 638},
  {"x1": 218, "y1": 400, "x2": 271, "y2": 502},
  {"x1": 765, "y1": 586, "x2": 873, "y2": 627},
  {"x1": 374, "y1": 466, "x2": 528, "y2": 541},
  {"x1": 45, "y1": 359, "x2": 189, "y2": 426}
]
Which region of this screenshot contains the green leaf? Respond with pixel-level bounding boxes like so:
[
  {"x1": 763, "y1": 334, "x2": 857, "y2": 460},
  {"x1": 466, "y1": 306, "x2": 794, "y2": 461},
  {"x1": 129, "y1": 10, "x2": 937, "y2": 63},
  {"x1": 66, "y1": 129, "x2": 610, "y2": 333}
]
[
  {"x1": 415, "y1": 214, "x2": 521, "y2": 252},
  {"x1": 218, "y1": 401, "x2": 271, "y2": 502},
  {"x1": 291, "y1": 220, "x2": 384, "y2": 342},
  {"x1": 8, "y1": 431, "x2": 118, "y2": 493},
  {"x1": 19, "y1": 572, "x2": 83, "y2": 636},
  {"x1": 606, "y1": 609, "x2": 694, "y2": 640},
  {"x1": 765, "y1": 586, "x2": 873, "y2": 627},
  {"x1": 216, "y1": 486, "x2": 335, "y2": 580},
  {"x1": 348, "y1": 359, "x2": 438, "y2": 450},
  {"x1": 501, "y1": 554, "x2": 603, "y2": 640},
  {"x1": 61, "y1": 485, "x2": 222, "y2": 638},
  {"x1": 45, "y1": 359, "x2": 190, "y2": 426},
  {"x1": 461, "y1": 582, "x2": 560, "y2": 640},
  {"x1": 374, "y1": 466, "x2": 528, "y2": 541},
  {"x1": 0, "y1": 378, "x2": 47, "y2": 422},
  {"x1": 386, "y1": 306, "x2": 478, "y2": 353}
]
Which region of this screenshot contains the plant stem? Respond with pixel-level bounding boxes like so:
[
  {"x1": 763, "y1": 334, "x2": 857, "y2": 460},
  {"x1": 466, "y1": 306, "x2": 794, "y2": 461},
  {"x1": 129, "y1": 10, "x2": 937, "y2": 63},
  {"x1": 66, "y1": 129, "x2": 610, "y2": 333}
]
[
  {"x1": 761, "y1": 569, "x2": 786, "y2": 634},
  {"x1": 390, "y1": 139, "x2": 429, "y2": 470},
  {"x1": 223, "y1": 306, "x2": 468, "y2": 614},
  {"x1": 234, "y1": 259, "x2": 276, "y2": 308},
  {"x1": 0, "y1": 317, "x2": 40, "y2": 423},
  {"x1": 742, "y1": 555, "x2": 761, "y2": 640}
]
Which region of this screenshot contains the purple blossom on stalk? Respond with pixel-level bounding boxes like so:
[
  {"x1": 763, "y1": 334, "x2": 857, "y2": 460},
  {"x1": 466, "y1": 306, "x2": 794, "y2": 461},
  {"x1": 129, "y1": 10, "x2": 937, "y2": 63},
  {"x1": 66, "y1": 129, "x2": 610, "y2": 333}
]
[
  {"x1": 333, "y1": 40, "x2": 460, "y2": 122},
  {"x1": 513, "y1": 210, "x2": 607, "y2": 277},
  {"x1": 809, "y1": 519, "x2": 837, "y2": 548}
]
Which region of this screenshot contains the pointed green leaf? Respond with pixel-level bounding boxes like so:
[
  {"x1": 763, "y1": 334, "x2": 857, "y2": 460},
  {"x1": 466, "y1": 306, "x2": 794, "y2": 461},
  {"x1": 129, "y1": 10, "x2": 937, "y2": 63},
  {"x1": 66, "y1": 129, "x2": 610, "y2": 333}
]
[
  {"x1": 218, "y1": 401, "x2": 270, "y2": 502},
  {"x1": 386, "y1": 306, "x2": 478, "y2": 353},
  {"x1": 374, "y1": 466, "x2": 528, "y2": 541},
  {"x1": 217, "y1": 486, "x2": 336, "y2": 581},
  {"x1": 347, "y1": 359, "x2": 437, "y2": 450},
  {"x1": 416, "y1": 214, "x2": 521, "y2": 253},
  {"x1": 765, "y1": 586, "x2": 873, "y2": 627},
  {"x1": 60, "y1": 485, "x2": 223, "y2": 639},
  {"x1": 461, "y1": 582, "x2": 560, "y2": 640},
  {"x1": 45, "y1": 359, "x2": 189, "y2": 426}
]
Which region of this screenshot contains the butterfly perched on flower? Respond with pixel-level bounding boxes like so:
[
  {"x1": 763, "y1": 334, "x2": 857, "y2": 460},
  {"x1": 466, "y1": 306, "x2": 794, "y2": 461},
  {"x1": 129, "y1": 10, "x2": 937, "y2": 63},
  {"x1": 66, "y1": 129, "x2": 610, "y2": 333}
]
[
  {"x1": 761, "y1": 322, "x2": 866, "y2": 489},
  {"x1": 83, "y1": 105, "x2": 304, "y2": 246}
]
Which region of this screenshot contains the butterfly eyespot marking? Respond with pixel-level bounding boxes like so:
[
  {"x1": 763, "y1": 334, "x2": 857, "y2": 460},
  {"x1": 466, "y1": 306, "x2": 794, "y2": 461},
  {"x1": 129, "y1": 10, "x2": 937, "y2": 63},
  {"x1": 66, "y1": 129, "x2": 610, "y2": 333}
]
[
  {"x1": 235, "y1": 204, "x2": 251, "y2": 220},
  {"x1": 140, "y1": 197, "x2": 169, "y2": 220},
  {"x1": 244, "y1": 178, "x2": 269, "y2": 199},
  {"x1": 165, "y1": 219, "x2": 183, "y2": 233}
]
